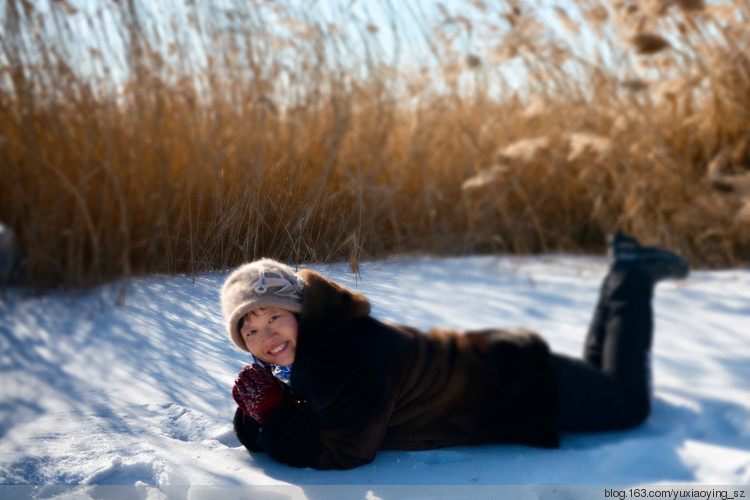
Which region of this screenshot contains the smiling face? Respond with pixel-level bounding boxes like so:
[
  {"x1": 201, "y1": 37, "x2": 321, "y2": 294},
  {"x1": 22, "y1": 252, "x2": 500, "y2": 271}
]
[{"x1": 239, "y1": 307, "x2": 299, "y2": 366}]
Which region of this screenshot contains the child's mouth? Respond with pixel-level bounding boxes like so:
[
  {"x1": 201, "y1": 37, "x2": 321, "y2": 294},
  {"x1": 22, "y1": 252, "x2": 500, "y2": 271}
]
[{"x1": 269, "y1": 342, "x2": 288, "y2": 356}]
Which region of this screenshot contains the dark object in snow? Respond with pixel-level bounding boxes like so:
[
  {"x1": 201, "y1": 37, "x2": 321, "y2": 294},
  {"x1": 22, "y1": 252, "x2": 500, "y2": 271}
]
[{"x1": 0, "y1": 223, "x2": 25, "y2": 286}]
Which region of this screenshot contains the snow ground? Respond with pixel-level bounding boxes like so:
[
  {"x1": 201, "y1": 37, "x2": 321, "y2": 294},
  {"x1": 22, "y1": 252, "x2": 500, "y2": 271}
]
[{"x1": 1, "y1": 255, "x2": 749, "y2": 499}]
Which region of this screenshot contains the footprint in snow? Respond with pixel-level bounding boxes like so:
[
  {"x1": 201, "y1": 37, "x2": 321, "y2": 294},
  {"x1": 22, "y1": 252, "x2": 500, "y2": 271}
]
[{"x1": 155, "y1": 403, "x2": 216, "y2": 443}]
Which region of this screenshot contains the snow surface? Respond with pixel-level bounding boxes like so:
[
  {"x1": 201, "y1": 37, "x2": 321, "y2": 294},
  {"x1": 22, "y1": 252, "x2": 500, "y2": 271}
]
[{"x1": 1, "y1": 255, "x2": 749, "y2": 498}]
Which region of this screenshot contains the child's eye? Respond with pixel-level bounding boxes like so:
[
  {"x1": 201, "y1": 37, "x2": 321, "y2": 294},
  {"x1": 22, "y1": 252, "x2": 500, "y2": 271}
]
[
  {"x1": 245, "y1": 330, "x2": 256, "y2": 336},
  {"x1": 269, "y1": 315, "x2": 279, "y2": 323}
]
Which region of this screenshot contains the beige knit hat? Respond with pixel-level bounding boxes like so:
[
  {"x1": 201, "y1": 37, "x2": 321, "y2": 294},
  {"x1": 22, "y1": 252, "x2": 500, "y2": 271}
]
[{"x1": 220, "y1": 258, "x2": 305, "y2": 352}]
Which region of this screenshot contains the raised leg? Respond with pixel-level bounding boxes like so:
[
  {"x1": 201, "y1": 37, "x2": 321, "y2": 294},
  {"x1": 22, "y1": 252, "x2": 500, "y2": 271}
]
[
  {"x1": 582, "y1": 232, "x2": 688, "y2": 368},
  {"x1": 558, "y1": 233, "x2": 689, "y2": 432}
]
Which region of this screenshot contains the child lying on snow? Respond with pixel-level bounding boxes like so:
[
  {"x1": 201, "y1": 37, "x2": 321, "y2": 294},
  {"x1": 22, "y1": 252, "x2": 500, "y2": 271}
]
[{"x1": 220, "y1": 233, "x2": 689, "y2": 470}]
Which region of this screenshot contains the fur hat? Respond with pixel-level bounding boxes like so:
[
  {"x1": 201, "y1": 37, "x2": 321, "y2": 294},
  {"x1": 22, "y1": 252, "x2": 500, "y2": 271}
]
[{"x1": 220, "y1": 258, "x2": 305, "y2": 352}]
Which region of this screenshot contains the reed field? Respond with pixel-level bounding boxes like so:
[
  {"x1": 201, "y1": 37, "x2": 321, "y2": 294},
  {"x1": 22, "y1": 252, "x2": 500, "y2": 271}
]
[{"x1": 1, "y1": 0, "x2": 749, "y2": 288}]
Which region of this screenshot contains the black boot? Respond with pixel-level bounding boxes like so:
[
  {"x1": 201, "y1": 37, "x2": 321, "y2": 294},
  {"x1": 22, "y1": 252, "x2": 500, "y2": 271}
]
[{"x1": 608, "y1": 232, "x2": 690, "y2": 282}]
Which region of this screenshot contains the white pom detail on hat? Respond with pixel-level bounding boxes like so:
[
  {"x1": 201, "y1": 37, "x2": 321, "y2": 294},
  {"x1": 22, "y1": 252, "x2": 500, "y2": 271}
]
[{"x1": 250, "y1": 269, "x2": 305, "y2": 296}]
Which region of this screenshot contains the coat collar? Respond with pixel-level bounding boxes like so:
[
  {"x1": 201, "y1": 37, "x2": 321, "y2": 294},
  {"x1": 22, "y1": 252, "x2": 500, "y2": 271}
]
[
  {"x1": 296, "y1": 269, "x2": 371, "y2": 328},
  {"x1": 290, "y1": 269, "x2": 371, "y2": 399}
]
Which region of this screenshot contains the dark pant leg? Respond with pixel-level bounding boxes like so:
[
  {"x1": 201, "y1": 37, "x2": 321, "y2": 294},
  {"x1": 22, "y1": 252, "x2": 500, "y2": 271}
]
[
  {"x1": 599, "y1": 271, "x2": 654, "y2": 404},
  {"x1": 582, "y1": 276, "x2": 610, "y2": 369},
  {"x1": 556, "y1": 270, "x2": 655, "y2": 432},
  {"x1": 552, "y1": 354, "x2": 649, "y2": 431}
]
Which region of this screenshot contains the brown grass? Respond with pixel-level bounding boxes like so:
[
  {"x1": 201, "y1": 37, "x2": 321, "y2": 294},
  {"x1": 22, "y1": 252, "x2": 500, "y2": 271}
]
[{"x1": 1, "y1": 0, "x2": 749, "y2": 288}]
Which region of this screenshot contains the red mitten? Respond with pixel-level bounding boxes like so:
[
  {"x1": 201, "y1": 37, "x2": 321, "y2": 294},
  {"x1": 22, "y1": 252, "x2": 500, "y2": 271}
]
[{"x1": 232, "y1": 364, "x2": 285, "y2": 424}]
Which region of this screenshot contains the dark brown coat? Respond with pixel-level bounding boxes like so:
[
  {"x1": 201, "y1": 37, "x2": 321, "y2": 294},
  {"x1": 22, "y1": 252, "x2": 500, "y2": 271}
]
[{"x1": 234, "y1": 268, "x2": 560, "y2": 469}]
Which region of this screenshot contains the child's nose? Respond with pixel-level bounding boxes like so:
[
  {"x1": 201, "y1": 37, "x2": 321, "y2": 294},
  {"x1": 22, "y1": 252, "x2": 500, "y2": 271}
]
[{"x1": 262, "y1": 325, "x2": 277, "y2": 338}]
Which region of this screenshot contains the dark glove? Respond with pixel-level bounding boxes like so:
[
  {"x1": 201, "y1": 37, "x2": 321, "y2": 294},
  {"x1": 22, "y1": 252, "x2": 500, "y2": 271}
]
[{"x1": 232, "y1": 364, "x2": 285, "y2": 424}]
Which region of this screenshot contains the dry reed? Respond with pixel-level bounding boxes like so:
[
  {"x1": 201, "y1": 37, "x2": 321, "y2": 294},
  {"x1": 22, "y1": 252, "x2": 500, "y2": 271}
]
[{"x1": 1, "y1": 0, "x2": 749, "y2": 289}]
